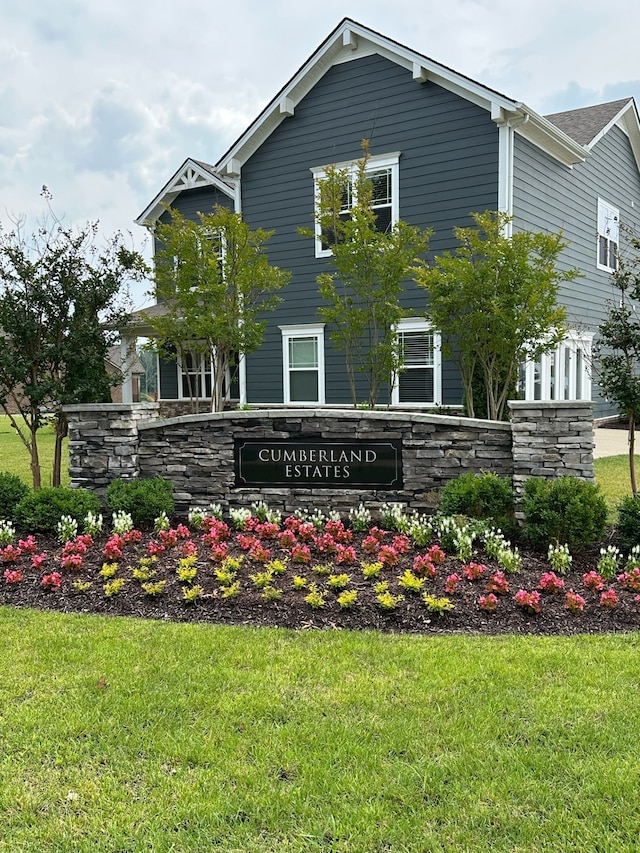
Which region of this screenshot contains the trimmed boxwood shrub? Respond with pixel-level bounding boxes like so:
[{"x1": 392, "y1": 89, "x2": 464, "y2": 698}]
[
  {"x1": 522, "y1": 475, "x2": 608, "y2": 549},
  {"x1": 616, "y1": 495, "x2": 640, "y2": 551},
  {"x1": 14, "y1": 486, "x2": 101, "y2": 534},
  {"x1": 437, "y1": 472, "x2": 516, "y2": 536},
  {"x1": 106, "y1": 477, "x2": 174, "y2": 530},
  {"x1": 0, "y1": 472, "x2": 30, "y2": 521}
]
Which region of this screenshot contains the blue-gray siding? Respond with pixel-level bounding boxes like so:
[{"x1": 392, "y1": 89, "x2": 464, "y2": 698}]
[
  {"x1": 513, "y1": 124, "x2": 640, "y2": 416},
  {"x1": 239, "y1": 53, "x2": 499, "y2": 405}
]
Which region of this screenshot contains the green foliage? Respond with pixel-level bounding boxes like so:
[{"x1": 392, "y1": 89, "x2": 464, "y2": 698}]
[
  {"x1": 306, "y1": 141, "x2": 432, "y2": 407},
  {"x1": 326, "y1": 573, "x2": 351, "y2": 590},
  {"x1": 437, "y1": 472, "x2": 516, "y2": 536},
  {"x1": 14, "y1": 486, "x2": 101, "y2": 534},
  {"x1": 304, "y1": 583, "x2": 326, "y2": 609},
  {"x1": 0, "y1": 471, "x2": 29, "y2": 521},
  {"x1": 594, "y1": 236, "x2": 640, "y2": 495},
  {"x1": 103, "y1": 578, "x2": 125, "y2": 597},
  {"x1": 182, "y1": 584, "x2": 204, "y2": 603},
  {"x1": 0, "y1": 199, "x2": 147, "y2": 486},
  {"x1": 106, "y1": 477, "x2": 174, "y2": 530},
  {"x1": 422, "y1": 594, "x2": 455, "y2": 615},
  {"x1": 336, "y1": 589, "x2": 358, "y2": 609},
  {"x1": 616, "y1": 495, "x2": 640, "y2": 550},
  {"x1": 145, "y1": 205, "x2": 290, "y2": 412},
  {"x1": 522, "y1": 476, "x2": 608, "y2": 549},
  {"x1": 415, "y1": 210, "x2": 578, "y2": 420},
  {"x1": 398, "y1": 570, "x2": 425, "y2": 594},
  {"x1": 142, "y1": 580, "x2": 166, "y2": 597}
]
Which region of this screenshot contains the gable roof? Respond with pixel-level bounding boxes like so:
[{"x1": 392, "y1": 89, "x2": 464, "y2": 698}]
[
  {"x1": 545, "y1": 98, "x2": 640, "y2": 168},
  {"x1": 135, "y1": 157, "x2": 237, "y2": 226},
  {"x1": 215, "y1": 17, "x2": 587, "y2": 177}
]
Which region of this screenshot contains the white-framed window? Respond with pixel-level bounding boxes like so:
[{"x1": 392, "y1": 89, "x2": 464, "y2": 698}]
[
  {"x1": 597, "y1": 199, "x2": 619, "y2": 272},
  {"x1": 178, "y1": 349, "x2": 214, "y2": 400},
  {"x1": 391, "y1": 318, "x2": 442, "y2": 406},
  {"x1": 518, "y1": 331, "x2": 593, "y2": 402},
  {"x1": 280, "y1": 324, "x2": 325, "y2": 404},
  {"x1": 311, "y1": 153, "x2": 400, "y2": 258}
]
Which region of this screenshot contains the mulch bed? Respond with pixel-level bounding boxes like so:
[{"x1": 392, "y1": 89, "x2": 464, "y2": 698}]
[{"x1": 1, "y1": 521, "x2": 638, "y2": 636}]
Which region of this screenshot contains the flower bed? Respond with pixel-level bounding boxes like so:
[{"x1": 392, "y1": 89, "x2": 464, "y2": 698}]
[{"x1": 0, "y1": 506, "x2": 638, "y2": 635}]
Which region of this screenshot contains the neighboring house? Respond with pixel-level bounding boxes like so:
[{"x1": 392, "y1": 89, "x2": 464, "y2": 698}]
[
  {"x1": 107, "y1": 346, "x2": 144, "y2": 404},
  {"x1": 128, "y1": 18, "x2": 640, "y2": 418}
]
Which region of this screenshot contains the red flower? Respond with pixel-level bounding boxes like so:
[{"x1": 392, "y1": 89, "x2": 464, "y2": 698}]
[
  {"x1": 514, "y1": 589, "x2": 541, "y2": 614},
  {"x1": 444, "y1": 573, "x2": 460, "y2": 594},
  {"x1": 565, "y1": 589, "x2": 586, "y2": 614},
  {"x1": 583, "y1": 570, "x2": 605, "y2": 591},
  {"x1": 479, "y1": 593, "x2": 498, "y2": 612},
  {"x1": 413, "y1": 554, "x2": 436, "y2": 578},
  {"x1": 599, "y1": 589, "x2": 618, "y2": 609},
  {"x1": 41, "y1": 572, "x2": 62, "y2": 590},
  {"x1": 538, "y1": 571, "x2": 565, "y2": 594}
]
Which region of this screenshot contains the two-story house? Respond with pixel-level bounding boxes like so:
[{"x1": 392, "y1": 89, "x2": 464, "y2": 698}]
[{"x1": 128, "y1": 18, "x2": 640, "y2": 419}]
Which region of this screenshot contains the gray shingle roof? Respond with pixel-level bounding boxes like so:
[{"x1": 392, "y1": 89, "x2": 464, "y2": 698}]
[{"x1": 545, "y1": 98, "x2": 632, "y2": 146}]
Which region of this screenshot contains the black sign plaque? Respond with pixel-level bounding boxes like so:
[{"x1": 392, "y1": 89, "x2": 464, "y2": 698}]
[{"x1": 234, "y1": 439, "x2": 403, "y2": 489}]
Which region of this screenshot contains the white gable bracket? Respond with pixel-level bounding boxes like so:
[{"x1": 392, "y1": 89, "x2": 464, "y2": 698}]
[
  {"x1": 279, "y1": 97, "x2": 295, "y2": 116},
  {"x1": 343, "y1": 29, "x2": 358, "y2": 50},
  {"x1": 412, "y1": 63, "x2": 428, "y2": 83}
]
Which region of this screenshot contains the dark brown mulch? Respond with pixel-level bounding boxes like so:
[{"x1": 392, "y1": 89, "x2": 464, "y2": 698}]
[{"x1": 1, "y1": 527, "x2": 638, "y2": 637}]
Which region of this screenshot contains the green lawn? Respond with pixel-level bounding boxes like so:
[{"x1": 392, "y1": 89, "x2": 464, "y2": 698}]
[
  {"x1": 1, "y1": 607, "x2": 639, "y2": 852},
  {"x1": 0, "y1": 415, "x2": 69, "y2": 487}
]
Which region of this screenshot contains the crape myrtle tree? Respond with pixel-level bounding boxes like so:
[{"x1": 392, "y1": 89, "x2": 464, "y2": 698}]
[
  {"x1": 0, "y1": 194, "x2": 147, "y2": 487},
  {"x1": 414, "y1": 211, "x2": 579, "y2": 421},
  {"x1": 594, "y1": 233, "x2": 640, "y2": 495},
  {"x1": 303, "y1": 141, "x2": 432, "y2": 408},
  {"x1": 145, "y1": 206, "x2": 290, "y2": 413}
]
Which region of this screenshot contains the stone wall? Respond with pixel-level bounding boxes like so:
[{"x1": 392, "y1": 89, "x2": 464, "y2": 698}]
[{"x1": 64, "y1": 402, "x2": 594, "y2": 516}]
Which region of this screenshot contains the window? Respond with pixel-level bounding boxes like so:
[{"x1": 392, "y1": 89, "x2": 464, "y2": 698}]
[
  {"x1": 391, "y1": 319, "x2": 441, "y2": 406},
  {"x1": 597, "y1": 199, "x2": 619, "y2": 271},
  {"x1": 178, "y1": 350, "x2": 214, "y2": 400},
  {"x1": 519, "y1": 332, "x2": 592, "y2": 402},
  {"x1": 280, "y1": 324, "x2": 325, "y2": 404},
  {"x1": 312, "y1": 153, "x2": 399, "y2": 257}
]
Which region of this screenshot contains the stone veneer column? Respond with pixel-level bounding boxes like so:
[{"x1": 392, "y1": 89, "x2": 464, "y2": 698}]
[
  {"x1": 508, "y1": 401, "x2": 594, "y2": 499},
  {"x1": 63, "y1": 403, "x2": 159, "y2": 496}
]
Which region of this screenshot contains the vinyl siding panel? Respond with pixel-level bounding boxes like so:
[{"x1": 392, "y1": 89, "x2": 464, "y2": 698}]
[
  {"x1": 241, "y1": 53, "x2": 499, "y2": 405},
  {"x1": 513, "y1": 125, "x2": 640, "y2": 416}
]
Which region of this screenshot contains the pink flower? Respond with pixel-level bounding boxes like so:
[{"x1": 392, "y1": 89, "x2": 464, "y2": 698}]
[
  {"x1": 236, "y1": 534, "x2": 258, "y2": 551},
  {"x1": 514, "y1": 589, "x2": 541, "y2": 614},
  {"x1": 0, "y1": 545, "x2": 21, "y2": 563},
  {"x1": 146, "y1": 541, "x2": 166, "y2": 557},
  {"x1": 123, "y1": 529, "x2": 143, "y2": 545},
  {"x1": 538, "y1": 571, "x2": 565, "y2": 594},
  {"x1": 617, "y1": 568, "x2": 640, "y2": 592},
  {"x1": 61, "y1": 553, "x2": 83, "y2": 571},
  {"x1": 291, "y1": 544, "x2": 311, "y2": 564},
  {"x1": 4, "y1": 568, "x2": 23, "y2": 584},
  {"x1": 444, "y1": 573, "x2": 460, "y2": 594},
  {"x1": 158, "y1": 529, "x2": 178, "y2": 547},
  {"x1": 462, "y1": 562, "x2": 486, "y2": 581},
  {"x1": 413, "y1": 554, "x2": 436, "y2": 578},
  {"x1": 325, "y1": 520, "x2": 352, "y2": 544},
  {"x1": 599, "y1": 588, "x2": 618, "y2": 609},
  {"x1": 297, "y1": 522, "x2": 316, "y2": 542},
  {"x1": 41, "y1": 572, "x2": 62, "y2": 590},
  {"x1": 249, "y1": 543, "x2": 271, "y2": 563},
  {"x1": 478, "y1": 593, "x2": 498, "y2": 612},
  {"x1": 313, "y1": 532, "x2": 337, "y2": 554},
  {"x1": 392, "y1": 535, "x2": 411, "y2": 554},
  {"x1": 31, "y1": 552, "x2": 47, "y2": 570},
  {"x1": 103, "y1": 535, "x2": 124, "y2": 560},
  {"x1": 486, "y1": 571, "x2": 510, "y2": 595},
  {"x1": 565, "y1": 589, "x2": 586, "y2": 614},
  {"x1": 175, "y1": 524, "x2": 191, "y2": 539},
  {"x1": 18, "y1": 535, "x2": 38, "y2": 554},
  {"x1": 180, "y1": 540, "x2": 198, "y2": 557},
  {"x1": 362, "y1": 535, "x2": 380, "y2": 554},
  {"x1": 203, "y1": 518, "x2": 230, "y2": 539},
  {"x1": 256, "y1": 521, "x2": 280, "y2": 540},
  {"x1": 378, "y1": 545, "x2": 399, "y2": 567},
  {"x1": 583, "y1": 570, "x2": 605, "y2": 591},
  {"x1": 209, "y1": 543, "x2": 228, "y2": 563},
  {"x1": 277, "y1": 530, "x2": 297, "y2": 550},
  {"x1": 334, "y1": 545, "x2": 357, "y2": 566},
  {"x1": 427, "y1": 545, "x2": 446, "y2": 565}
]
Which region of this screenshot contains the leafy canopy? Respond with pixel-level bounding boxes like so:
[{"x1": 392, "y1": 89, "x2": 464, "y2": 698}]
[
  {"x1": 415, "y1": 211, "x2": 577, "y2": 421},
  {"x1": 145, "y1": 205, "x2": 290, "y2": 412}
]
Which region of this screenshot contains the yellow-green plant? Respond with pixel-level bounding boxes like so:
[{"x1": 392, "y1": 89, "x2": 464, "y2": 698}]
[
  {"x1": 142, "y1": 580, "x2": 166, "y2": 597},
  {"x1": 361, "y1": 561, "x2": 382, "y2": 579},
  {"x1": 292, "y1": 575, "x2": 308, "y2": 590},
  {"x1": 177, "y1": 566, "x2": 197, "y2": 583},
  {"x1": 265, "y1": 559, "x2": 287, "y2": 576},
  {"x1": 398, "y1": 569, "x2": 425, "y2": 594},
  {"x1": 327, "y1": 573, "x2": 351, "y2": 590},
  {"x1": 422, "y1": 594, "x2": 454, "y2": 615},
  {"x1": 104, "y1": 578, "x2": 125, "y2": 597},
  {"x1": 304, "y1": 583, "x2": 326, "y2": 609},
  {"x1": 132, "y1": 566, "x2": 155, "y2": 582},
  {"x1": 261, "y1": 585, "x2": 282, "y2": 602},
  {"x1": 72, "y1": 580, "x2": 92, "y2": 593},
  {"x1": 376, "y1": 590, "x2": 404, "y2": 611},
  {"x1": 100, "y1": 562, "x2": 118, "y2": 579},
  {"x1": 220, "y1": 581, "x2": 241, "y2": 599},
  {"x1": 182, "y1": 584, "x2": 204, "y2": 603},
  {"x1": 250, "y1": 569, "x2": 274, "y2": 589},
  {"x1": 337, "y1": 589, "x2": 358, "y2": 609}
]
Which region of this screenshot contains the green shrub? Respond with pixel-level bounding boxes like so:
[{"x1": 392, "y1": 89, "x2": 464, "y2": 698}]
[
  {"x1": 15, "y1": 487, "x2": 101, "y2": 534},
  {"x1": 0, "y1": 472, "x2": 30, "y2": 521},
  {"x1": 616, "y1": 495, "x2": 640, "y2": 551},
  {"x1": 522, "y1": 476, "x2": 608, "y2": 549},
  {"x1": 437, "y1": 472, "x2": 516, "y2": 535},
  {"x1": 106, "y1": 477, "x2": 174, "y2": 530}
]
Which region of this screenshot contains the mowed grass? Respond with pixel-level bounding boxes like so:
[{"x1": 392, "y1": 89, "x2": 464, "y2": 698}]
[
  {"x1": 0, "y1": 418, "x2": 639, "y2": 850},
  {"x1": 1, "y1": 607, "x2": 640, "y2": 853},
  {"x1": 0, "y1": 415, "x2": 69, "y2": 487}
]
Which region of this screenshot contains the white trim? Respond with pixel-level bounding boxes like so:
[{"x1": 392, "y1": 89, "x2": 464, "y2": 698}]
[
  {"x1": 496, "y1": 121, "x2": 514, "y2": 230},
  {"x1": 597, "y1": 197, "x2": 619, "y2": 272},
  {"x1": 280, "y1": 323, "x2": 325, "y2": 405},
  {"x1": 176, "y1": 349, "x2": 215, "y2": 402},
  {"x1": 391, "y1": 318, "x2": 442, "y2": 407},
  {"x1": 519, "y1": 331, "x2": 593, "y2": 402},
  {"x1": 311, "y1": 152, "x2": 400, "y2": 258}
]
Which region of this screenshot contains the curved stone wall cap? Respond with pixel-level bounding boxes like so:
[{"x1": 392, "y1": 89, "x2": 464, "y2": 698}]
[{"x1": 63, "y1": 402, "x2": 160, "y2": 413}]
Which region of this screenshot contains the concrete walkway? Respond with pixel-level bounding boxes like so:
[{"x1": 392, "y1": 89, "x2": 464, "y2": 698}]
[{"x1": 593, "y1": 428, "x2": 639, "y2": 459}]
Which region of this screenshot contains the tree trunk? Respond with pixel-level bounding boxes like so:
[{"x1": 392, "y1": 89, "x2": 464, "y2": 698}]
[
  {"x1": 630, "y1": 410, "x2": 637, "y2": 497},
  {"x1": 52, "y1": 411, "x2": 68, "y2": 487}
]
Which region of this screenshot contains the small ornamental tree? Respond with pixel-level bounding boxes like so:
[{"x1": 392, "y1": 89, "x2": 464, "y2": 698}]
[
  {"x1": 0, "y1": 193, "x2": 147, "y2": 487},
  {"x1": 304, "y1": 141, "x2": 432, "y2": 408},
  {"x1": 594, "y1": 235, "x2": 640, "y2": 495},
  {"x1": 145, "y1": 206, "x2": 290, "y2": 413},
  {"x1": 414, "y1": 211, "x2": 579, "y2": 420}
]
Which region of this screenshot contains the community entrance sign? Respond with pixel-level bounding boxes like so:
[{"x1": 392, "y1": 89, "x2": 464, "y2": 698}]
[{"x1": 234, "y1": 439, "x2": 403, "y2": 488}]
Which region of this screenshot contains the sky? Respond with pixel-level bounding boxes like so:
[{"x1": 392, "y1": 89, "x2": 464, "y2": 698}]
[{"x1": 1, "y1": 0, "x2": 640, "y2": 308}]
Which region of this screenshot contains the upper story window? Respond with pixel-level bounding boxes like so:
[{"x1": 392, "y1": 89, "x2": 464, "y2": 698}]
[
  {"x1": 312, "y1": 153, "x2": 400, "y2": 258},
  {"x1": 597, "y1": 199, "x2": 619, "y2": 272}
]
